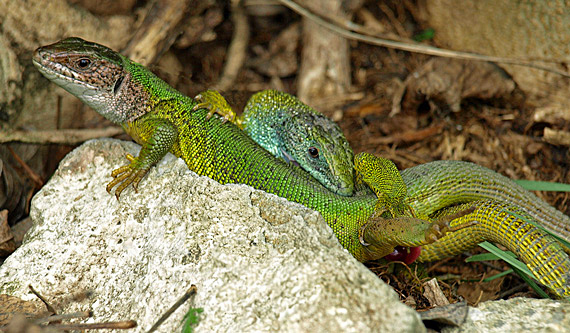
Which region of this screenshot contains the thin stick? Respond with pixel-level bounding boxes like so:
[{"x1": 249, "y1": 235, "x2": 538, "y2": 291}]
[
  {"x1": 0, "y1": 127, "x2": 124, "y2": 144},
  {"x1": 33, "y1": 311, "x2": 92, "y2": 324},
  {"x1": 215, "y1": 0, "x2": 250, "y2": 91},
  {"x1": 52, "y1": 320, "x2": 137, "y2": 330},
  {"x1": 7, "y1": 146, "x2": 43, "y2": 188},
  {"x1": 146, "y1": 285, "x2": 198, "y2": 333},
  {"x1": 28, "y1": 285, "x2": 56, "y2": 315}
]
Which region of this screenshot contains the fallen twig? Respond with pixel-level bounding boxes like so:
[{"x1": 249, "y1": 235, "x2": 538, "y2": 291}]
[
  {"x1": 33, "y1": 311, "x2": 91, "y2": 324},
  {"x1": 7, "y1": 146, "x2": 43, "y2": 188},
  {"x1": 51, "y1": 320, "x2": 137, "y2": 330},
  {"x1": 215, "y1": 0, "x2": 250, "y2": 91},
  {"x1": 0, "y1": 127, "x2": 124, "y2": 145},
  {"x1": 122, "y1": 0, "x2": 194, "y2": 65},
  {"x1": 147, "y1": 285, "x2": 198, "y2": 333},
  {"x1": 28, "y1": 285, "x2": 56, "y2": 315}
]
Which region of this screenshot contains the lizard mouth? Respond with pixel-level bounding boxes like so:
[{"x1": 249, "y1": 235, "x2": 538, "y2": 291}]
[
  {"x1": 335, "y1": 185, "x2": 354, "y2": 197},
  {"x1": 384, "y1": 246, "x2": 422, "y2": 264},
  {"x1": 32, "y1": 49, "x2": 98, "y2": 91}
]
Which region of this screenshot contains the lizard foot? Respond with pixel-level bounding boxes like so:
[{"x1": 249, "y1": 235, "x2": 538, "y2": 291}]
[
  {"x1": 424, "y1": 206, "x2": 478, "y2": 243},
  {"x1": 106, "y1": 153, "x2": 150, "y2": 199},
  {"x1": 193, "y1": 90, "x2": 236, "y2": 123},
  {"x1": 359, "y1": 206, "x2": 478, "y2": 260}
]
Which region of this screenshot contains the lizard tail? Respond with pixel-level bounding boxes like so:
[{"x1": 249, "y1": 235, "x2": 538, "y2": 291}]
[{"x1": 419, "y1": 200, "x2": 570, "y2": 299}]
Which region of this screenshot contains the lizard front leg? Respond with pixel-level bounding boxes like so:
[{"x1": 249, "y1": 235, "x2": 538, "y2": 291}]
[
  {"x1": 193, "y1": 90, "x2": 239, "y2": 125},
  {"x1": 354, "y1": 152, "x2": 411, "y2": 216},
  {"x1": 108, "y1": 115, "x2": 178, "y2": 199}
]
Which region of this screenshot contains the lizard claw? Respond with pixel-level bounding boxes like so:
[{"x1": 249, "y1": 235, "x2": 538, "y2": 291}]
[
  {"x1": 424, "y1": 206, "x2": 478, "y2": 243},
  {"x1": 193, "y1": 90, "x2": 236, "y2": 123},
  {"x1": 106, "y1": 153, "x2": 150, "y2": 199}
]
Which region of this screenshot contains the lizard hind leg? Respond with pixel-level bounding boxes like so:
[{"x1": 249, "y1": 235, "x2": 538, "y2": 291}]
[
  {"x1": 359, "y1": 206, "x2": 476, "y2": 261},
  {"x1": 354, "y1": 152, "x2": 407, "y2": 205}
]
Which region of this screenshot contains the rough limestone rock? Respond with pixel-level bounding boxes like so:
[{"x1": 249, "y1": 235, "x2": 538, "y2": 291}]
[
  {"x1": 444, "y1": 298, "x2": 570, "y2": 333},
  {"x1": 0, "y1": 139, "x2": 425, "y2": 332}
]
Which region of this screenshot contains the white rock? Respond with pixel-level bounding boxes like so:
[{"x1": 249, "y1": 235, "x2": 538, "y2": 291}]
[
  {"x1": 0, "y1": 139, "x2": 424, "y2": 332},
  {"x1": 443, "y1": 298, "x2": 570, "y2": 333}
]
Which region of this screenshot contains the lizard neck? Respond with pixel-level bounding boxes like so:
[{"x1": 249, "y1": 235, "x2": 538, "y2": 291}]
[{"x1": 116, "y1": 60, "x2": 189, "y2": 123}]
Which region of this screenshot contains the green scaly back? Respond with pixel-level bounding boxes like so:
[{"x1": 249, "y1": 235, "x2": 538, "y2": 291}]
[{"x1": 195, "y1": 90, "x2": 355, "y2": 196}]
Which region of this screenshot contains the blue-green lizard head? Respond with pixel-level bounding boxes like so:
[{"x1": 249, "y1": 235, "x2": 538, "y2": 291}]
[
  {"x1": 276, "y1": 106, "x2": 355, "y2": 197},
  {"x1": 243, "y1": 90, "x2": 355, "y2": 196}
]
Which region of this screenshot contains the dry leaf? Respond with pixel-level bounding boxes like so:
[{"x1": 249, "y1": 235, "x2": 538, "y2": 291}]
[{"x1": 395, "y1": 58, "x2": 515, "y2": 113}]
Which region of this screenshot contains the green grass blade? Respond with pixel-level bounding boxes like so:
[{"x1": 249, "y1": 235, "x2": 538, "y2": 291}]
[
  {"x1": 478, "y1": 241, "x2": 534, "y2": 277},
  {"x1": 466, "y1": 252, "x2": 501, "y2": 262},
  {"x1": 482, "y1": 269, "x2": 514, "y2": 282},
  {"x1": 515, "y1": 179, "x2": 570, "y2": 192},
  {"x1": 468, "y1": 242, "x2": 551, "y2": 298},
  {"x1": 512, "y1": 266, "x2": 550, "y2": 298}
]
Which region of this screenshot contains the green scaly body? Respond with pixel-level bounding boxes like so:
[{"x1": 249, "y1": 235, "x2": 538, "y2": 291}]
[
  {"x1": 33, "y1": 37, "x2": 570, "y2": 298},
  {"x1": 195, "y1": 89, "x2": 355, "y2": 196},
  {"x1": 222, "y1": 91, "x2": 570, "y2": 249}
]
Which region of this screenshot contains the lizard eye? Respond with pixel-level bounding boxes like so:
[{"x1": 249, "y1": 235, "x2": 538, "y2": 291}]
[
  {"x1": 76, "y1": 58, "x2": 92, "y2": 69},
  {"x1": 308, "y1": 147, "x2": 319, "y2": 158}
]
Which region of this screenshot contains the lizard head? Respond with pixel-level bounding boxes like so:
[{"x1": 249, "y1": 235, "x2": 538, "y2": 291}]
[
  {"x1": 277, "y1": 105, "x2": 355, "y2": 197},
  {"x1": 32, "y1": 37, "x2": 154, "y2": 124}
]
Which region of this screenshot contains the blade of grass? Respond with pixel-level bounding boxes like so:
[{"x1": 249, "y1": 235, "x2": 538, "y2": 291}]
[
  {"x1": 466, "y1": 248, "x2": 519, "y2": 282},
  {"x1": 466, "y1": 252, "x2": 503, "y2": 262},
  {"x1": 483, "y1": 269, "x2": 514, "y2": 282},
  {"x1": 515, "y1": 179, "x2": 570, "y2": 192},
  {"x1": 468, "y1": 242, "x2": 551, "y2": 298},
  {"x1": 512, "y1": 266, "x2": 550, "y2": 298},
  {"x1": 478, "y1": 241, "x2": 534, "y2": 277}
]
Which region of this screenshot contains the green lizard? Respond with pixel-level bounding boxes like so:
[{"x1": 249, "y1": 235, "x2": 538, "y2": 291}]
[
  {"x1": 195, "y1": 90, "x2": 438, "y2": 261},
  {"x1": 33, "y1": 37, "x2": 570, "y2": 298},
  {"x1": 193, "y1": 90, "x2": 457, "y2": 261},
  {"x1": 196, "y1": 90, "x2": 570, "y2": 251},
  {"x1": 196, "y1": 89, "x2": 570, "y2": 296},
  {"x1": 195, "y1": 89, "x2": 355, "y2": 196},
  {"x1": 197, "y1": 89, "x2": 570, "y2": 248}
]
